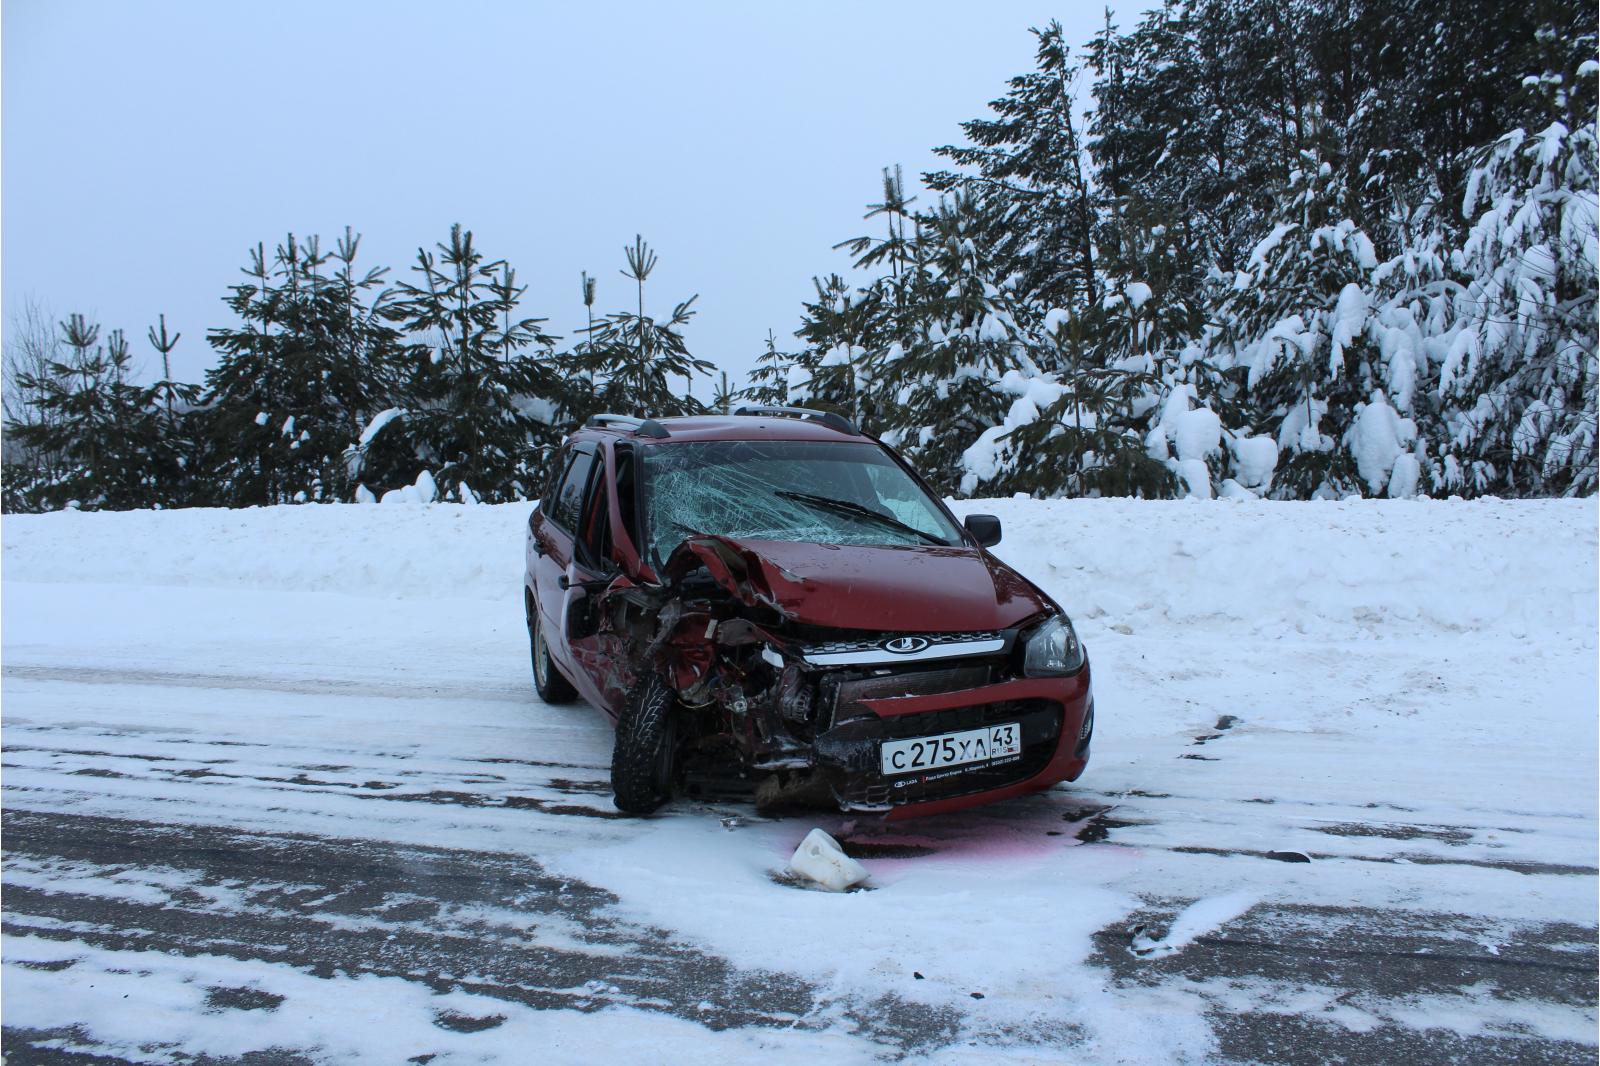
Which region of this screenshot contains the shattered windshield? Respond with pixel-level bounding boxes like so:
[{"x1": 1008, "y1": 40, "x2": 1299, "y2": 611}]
[{"x1": 641, "y1": 440, "x2": 963, "y2": 564}]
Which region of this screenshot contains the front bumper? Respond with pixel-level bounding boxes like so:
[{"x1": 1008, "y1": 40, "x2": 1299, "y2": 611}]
[{"x1": 811, "y1": 666, "x2": 1093, "y2": 820}]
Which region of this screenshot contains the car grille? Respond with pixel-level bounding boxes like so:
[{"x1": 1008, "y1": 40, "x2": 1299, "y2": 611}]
[
  {"x1": 822, "y1": 665, "x2": 992, "y2": 730},
  {"x1": 798, "y1": 629, "x2": 1012, "y2": 668}
]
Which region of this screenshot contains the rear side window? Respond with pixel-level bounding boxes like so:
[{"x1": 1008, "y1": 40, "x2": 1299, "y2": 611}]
[
  {"x1": 551, "y1": 449, "x2": 596, "y2": 533},
  {"x1": 577, "y1": 456, "x2": 610, "y2": 567},
  {"x1": 542, "y1": 449, "x2": 577, "y2": 515}
]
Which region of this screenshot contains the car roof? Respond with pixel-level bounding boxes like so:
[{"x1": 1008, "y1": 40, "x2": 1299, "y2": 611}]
[{"x1": 577, "y1": 414, "x2": 869, "y2": 445}]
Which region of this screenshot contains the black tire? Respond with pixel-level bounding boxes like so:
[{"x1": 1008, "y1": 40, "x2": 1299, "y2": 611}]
[
  {"x1": 528, "y1": 593, "x2": 578, "y2": 705},
  {"x1": 611, "y1": 674, "x2": 679, "y2": 814}
]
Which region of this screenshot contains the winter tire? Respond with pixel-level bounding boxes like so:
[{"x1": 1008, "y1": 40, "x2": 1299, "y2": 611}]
[
  {"x1": 528, "y1": 594, "x2": 577, "y2": 705},
  {"x1": 611, "y1": 674, "x2": 679, "y2": 814}
]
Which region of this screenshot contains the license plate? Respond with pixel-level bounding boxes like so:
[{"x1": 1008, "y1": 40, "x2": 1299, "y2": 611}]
[{"x1": 880, "y1": 722, "x2": 1022, "y2": 776}]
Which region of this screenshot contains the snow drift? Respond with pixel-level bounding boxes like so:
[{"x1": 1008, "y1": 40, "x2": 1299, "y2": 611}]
[{"x1": 6, "y1": 497, "x2": 1593, "y2": 644}]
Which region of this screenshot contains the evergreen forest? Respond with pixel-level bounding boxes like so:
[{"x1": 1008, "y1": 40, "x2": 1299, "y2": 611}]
[{"x1": 5, "y1": 0, "x2": 1595, "y2": 510}]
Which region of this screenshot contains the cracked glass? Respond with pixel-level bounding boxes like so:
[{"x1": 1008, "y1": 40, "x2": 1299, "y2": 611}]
[{"x1": 641, "y1": 440, "x2": 962, "y2": 565}]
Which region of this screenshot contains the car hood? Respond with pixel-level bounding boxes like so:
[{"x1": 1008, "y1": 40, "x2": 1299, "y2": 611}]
[{"x1": 660, "y1": 535, "x2": 1050, "y2": 632}]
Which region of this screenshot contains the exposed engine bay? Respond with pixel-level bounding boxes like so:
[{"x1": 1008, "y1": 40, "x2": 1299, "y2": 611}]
[{"x1": 575, "y1": 534, "x2": 1080, "y2": 813}]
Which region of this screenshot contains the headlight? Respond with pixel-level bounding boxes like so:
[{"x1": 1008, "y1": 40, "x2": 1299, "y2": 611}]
[{"x1": 1023, "y1": 614, "x2": 1085, "y2": 676}]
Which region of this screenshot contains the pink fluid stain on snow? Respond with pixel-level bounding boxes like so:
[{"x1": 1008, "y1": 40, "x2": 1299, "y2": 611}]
[{"x1": 766, "y1": 793, "x2": 1125, "y2": 874}]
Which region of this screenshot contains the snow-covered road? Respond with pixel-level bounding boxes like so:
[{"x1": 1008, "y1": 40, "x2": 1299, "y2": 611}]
[{"x1": 3, "y1": 498, "x2": 1596, "y2": 1064}]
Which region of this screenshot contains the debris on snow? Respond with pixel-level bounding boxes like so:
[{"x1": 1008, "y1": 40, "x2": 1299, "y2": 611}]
[
  {"x1": 1129, "y1": 892, "x2": 1262, "y2": 959},
  {"x1": 788, "y1": 828, "x2": 869, "y2": 892}
]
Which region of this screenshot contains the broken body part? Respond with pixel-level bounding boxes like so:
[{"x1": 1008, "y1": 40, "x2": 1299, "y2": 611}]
[{"x1": 544, "y1": 528, "x2": 1093, "y2": 819}]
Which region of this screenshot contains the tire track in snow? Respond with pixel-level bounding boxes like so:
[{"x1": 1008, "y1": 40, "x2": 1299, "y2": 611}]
[
  {"x1": 2, "y1": 807, "x2": 963, "y2": 1059},
  {"x1": 3, "y1": 662, "x2": 535, "y2": 705},
  {"x1": 1087, "y1": 898, "x2": 1597, "y2": 1066}
]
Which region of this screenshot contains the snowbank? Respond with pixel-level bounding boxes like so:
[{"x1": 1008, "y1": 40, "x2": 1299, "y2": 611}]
[{"x1": 6, "y1": 497, "x2": 1592, "y2": 642}]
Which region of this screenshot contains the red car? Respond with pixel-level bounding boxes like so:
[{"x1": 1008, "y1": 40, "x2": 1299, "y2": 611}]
[{"x1": 524, "y1": 406, "x2": 1093, "y2": 818}]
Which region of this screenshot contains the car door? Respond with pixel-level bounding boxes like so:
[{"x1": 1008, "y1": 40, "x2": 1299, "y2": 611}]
[
  {"x1": 566, "y1": 443, "x2": 635, "y2": 717},
  {"x1": 531, "y1": 443, "x2": 597, "y2": 695}
]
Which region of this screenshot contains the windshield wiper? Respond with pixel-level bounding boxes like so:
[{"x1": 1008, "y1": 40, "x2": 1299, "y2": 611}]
[{"x1": 774, "y1": 490, "x2": 947, "y2": 546}]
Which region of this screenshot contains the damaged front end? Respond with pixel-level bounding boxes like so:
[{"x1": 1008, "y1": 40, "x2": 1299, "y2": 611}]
[{"x1": 590, "y1": 535, "x2": 1094, "y2": 819}]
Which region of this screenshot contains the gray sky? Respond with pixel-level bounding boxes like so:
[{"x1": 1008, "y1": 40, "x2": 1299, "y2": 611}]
[{"x1": 4, "y1": 1, "x2": 1138, "y2": 393}]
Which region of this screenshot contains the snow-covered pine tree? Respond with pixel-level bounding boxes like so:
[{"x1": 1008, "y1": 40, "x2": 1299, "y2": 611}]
[
  {"x1": 960, "y1": 293, "x2": 1178, "y2": 500},
  {"x1": 1203, "y1": 153, "x2": 1398, "y2": 498},
  {"x1": 1436, "y1": 29, "x2": 1598, "y2": 496},
  {"x1": 9, "y1": 315, "x2": 166, "y2": 510},
  {"x1": 379, "y1": 224, "x2": 565, "y2": 503},
  {"x1": 142, "y1": 314, "x2": 200, "y2": 505},
  {"x1": 927, "y1": 20, "x2": 1099, "y2": 311},
  {"x1": 567, "y1": 236, "x2": 712, "y2": 421},
  {"x1": 204, "y1": 233, "x2": 401, "y2": 506},
  {"x1": 1087, "y1": 2, "x2": 1281, "y2": 281},
  {"x1": 835, "y1": 166, "x2": 921, "y2": 346},
  {"x1": 859, "y1": 192, "x2": 1030, "y2": 494},
  {"x1": 790, "y1": 273, "x2": 868, "y2": 424},
  {"x1": 742, "y1": 330, "x2": 794, "y2": 407}
]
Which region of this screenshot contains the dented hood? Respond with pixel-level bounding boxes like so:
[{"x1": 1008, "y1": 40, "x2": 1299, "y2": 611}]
[{"x1": 663, "y1": 535, "x2": 1050, "y2": 632}]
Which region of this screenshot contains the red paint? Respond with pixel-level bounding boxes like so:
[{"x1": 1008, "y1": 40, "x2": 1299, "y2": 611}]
[{"x1": 674, "y1": 536, "x2": 1050, "y2": 632}]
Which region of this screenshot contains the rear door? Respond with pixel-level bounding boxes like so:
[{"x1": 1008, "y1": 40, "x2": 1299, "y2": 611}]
[
  {"x1": 566, "y1": 447, "x2": 630, "y2": 715},
  {"x1": 531, "y1": 443, "x2": 597, "y2": 693}
]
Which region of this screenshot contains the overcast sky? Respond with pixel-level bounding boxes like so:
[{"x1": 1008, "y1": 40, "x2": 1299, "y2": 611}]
[{"x1": 4, "y1": 1, "x2": 1139, "y2": 393}]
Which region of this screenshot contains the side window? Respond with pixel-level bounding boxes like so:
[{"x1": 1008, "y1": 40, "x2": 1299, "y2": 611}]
[
  {"x1": 577, "y1": 455, "x2": 612, "y2": 570},
  {"x1": 614, "y1": 445, "x2": 639, "y2": 551},
  {"x1": 542, "y1": 448, "x2": 576, "y2": 515},
  {"x1": 552, "y1": 449, "x2": 596, "y2": 533}
]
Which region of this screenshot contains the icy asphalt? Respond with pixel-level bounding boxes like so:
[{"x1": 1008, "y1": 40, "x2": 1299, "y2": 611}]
[{"x1": 2, "y1": 498, "x2": 1596, "y2": 1064}]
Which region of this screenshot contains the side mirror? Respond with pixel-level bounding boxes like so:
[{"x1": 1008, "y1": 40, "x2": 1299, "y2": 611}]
[{"x1": 964, "y1": 514, "x2": 1002, "y2": 548}]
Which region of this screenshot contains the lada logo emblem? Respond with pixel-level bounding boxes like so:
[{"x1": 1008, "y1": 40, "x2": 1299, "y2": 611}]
[{"x1": 882, "y1": 636, "x2": 931, "y2": 654}]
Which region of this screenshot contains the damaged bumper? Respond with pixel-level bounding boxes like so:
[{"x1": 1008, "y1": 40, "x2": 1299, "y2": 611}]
[
  {"x1": 812, "y1": 672, "x2": 1093, "y2": 820},
  {"x1": 599, "y1": 533, "x2": 1094, "y2": 820}
]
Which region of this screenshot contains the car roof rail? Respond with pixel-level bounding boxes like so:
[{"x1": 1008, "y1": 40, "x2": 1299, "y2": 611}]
[
  {"x1": 730, "y1": 405, "x2": 857, "y2": 436},
  {"x1": 585, "y1": 413, "x2": 670, "y2": 439}
]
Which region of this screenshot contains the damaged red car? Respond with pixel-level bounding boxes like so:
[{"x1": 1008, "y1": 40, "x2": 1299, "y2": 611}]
[{"x1": 523, "y1": 406, "x2": 1094, "y2": 818}]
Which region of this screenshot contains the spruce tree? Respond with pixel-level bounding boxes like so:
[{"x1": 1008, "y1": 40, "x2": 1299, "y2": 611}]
[
  {"x1": 377, "y1": 224, "x2": 564, "y2": 503},
  {"x1": 143, "y1": 314, "x2": 200, "y2": 505},
  {"x1": 928, "y1": 20, "x2": 1099, "y2": 310},
  {"x1": 10, "y1": 314, "x2": 166, "y2": 510},
  {"x1": 743, "y1": 330, "x2": 795, "y2": 407},
  {"x1": 1436, "y1": 47, "x2": 1598, "y2": 496},
  {"x1": 1203, "y1": 155, "x2": 1386, "y2": 497},
  {"x1": 204, "y1": 233, "x2": 402, "y2": 505},
  {"x1": 569, "y1": 236, "x2": 712, "y2": 420}
]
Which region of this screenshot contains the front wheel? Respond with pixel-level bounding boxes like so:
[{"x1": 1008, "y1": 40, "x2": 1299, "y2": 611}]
[
  {"x1": 528, "y1": 595, "x2": 577, "y2": 705},
  {"x1": 612, "y1": 674, "x2": 679, "y2": 814}
]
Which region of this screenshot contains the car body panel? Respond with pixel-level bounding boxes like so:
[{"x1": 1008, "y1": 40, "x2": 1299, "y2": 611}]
[{"x1": 658, "y1": 537, "x2": 1051, "y2": 632}]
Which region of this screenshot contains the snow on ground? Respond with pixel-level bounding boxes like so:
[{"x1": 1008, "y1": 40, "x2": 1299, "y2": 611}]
[{"x1": 3, "y1": 497, "x2": 1596, "y2": 1063}]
